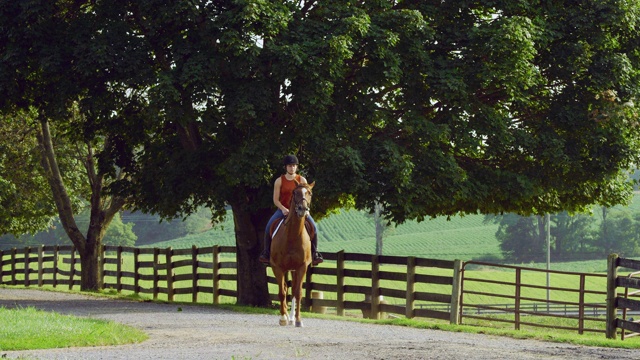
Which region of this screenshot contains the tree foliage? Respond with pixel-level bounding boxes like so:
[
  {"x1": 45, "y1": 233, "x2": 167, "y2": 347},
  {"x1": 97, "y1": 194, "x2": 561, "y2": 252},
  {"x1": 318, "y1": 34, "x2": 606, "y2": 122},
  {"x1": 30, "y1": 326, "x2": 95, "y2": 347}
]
[
  {"x1": 2, "y1": 0, "x2": 640, "y2": 304},
  {"x1": 0, "y1": 111, "x2": 56, "y2": 235},
  {"x1": 593, "y1": 207, "x2": 640, "y2": 258},
  {"x1": 488, "y1": 205, "x2": 640, "y2": 263}
]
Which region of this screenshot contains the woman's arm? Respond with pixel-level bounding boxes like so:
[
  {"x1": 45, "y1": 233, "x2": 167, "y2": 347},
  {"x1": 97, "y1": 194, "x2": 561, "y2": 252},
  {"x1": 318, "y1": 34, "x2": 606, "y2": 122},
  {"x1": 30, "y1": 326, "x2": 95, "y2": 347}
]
[{"x1": 273, "y1": 177, "x2": 289, "y2": 215}]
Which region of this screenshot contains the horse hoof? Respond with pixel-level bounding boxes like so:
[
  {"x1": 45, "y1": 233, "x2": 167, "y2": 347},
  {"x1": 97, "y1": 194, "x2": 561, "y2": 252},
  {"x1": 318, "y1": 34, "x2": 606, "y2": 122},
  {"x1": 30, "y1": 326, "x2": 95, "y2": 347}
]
[
  {"x1": 279, "y1": 319, "x2": 288, "y2": 326},
  {"x1": 288, "y1": 320, "x2": 294, "y2": 326},
  {"x1": 296, "y1": 321, "x2": 304, "y2": 327}
]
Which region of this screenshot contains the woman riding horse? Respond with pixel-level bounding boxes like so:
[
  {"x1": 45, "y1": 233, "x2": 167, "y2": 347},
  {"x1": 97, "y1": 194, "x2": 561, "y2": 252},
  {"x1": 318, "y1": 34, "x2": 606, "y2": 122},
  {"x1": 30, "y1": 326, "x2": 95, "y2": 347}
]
[
  {"x1": 259, "y1": 154, "x2": 323, "y2": 265},
  {"x1": 270, "y1": 180, "x2": 315, "y2": 326}
]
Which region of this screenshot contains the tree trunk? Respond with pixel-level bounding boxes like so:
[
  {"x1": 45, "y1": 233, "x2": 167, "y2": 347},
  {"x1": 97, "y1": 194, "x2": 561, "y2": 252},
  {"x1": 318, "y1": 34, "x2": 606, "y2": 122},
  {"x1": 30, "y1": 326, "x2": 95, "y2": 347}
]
[
  {"x1": 37, "y1": 116, "x2": 124, "y2": 291},
  {"x1": 374, "y1": 201, "x2": 384, "y2": 256},
  {"x1": 79, "y1": 235, "x2": 102, "y2": 290},
  {"x1": 230, "y1": 201, "x2": 271, "y2": 306}
]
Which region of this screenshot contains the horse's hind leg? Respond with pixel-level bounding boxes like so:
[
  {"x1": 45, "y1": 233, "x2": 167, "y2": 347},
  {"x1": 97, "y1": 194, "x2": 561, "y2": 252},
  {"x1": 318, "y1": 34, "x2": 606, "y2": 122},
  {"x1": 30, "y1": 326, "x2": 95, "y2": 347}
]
[{"x1": 274, "y1": 269, "x2": 289, "y2": 326}]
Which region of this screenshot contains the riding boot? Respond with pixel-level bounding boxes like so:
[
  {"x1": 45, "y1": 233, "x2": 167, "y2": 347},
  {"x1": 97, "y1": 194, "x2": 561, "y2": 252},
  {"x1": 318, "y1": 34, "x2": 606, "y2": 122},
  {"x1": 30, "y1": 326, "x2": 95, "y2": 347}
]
[
  {"x1": 311, "y1": 233, "x2": 323, "y2": 266},
  {"x1": 259, "y1": 235, "x2": 271, "y2": 265}
]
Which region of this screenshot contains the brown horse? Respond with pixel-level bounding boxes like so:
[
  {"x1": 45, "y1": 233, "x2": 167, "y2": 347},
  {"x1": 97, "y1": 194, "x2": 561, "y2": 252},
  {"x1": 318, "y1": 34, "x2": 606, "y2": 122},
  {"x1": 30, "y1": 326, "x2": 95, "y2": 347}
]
[{"x1": 269, "y1": 181, "x2": 315, "y2": 327}]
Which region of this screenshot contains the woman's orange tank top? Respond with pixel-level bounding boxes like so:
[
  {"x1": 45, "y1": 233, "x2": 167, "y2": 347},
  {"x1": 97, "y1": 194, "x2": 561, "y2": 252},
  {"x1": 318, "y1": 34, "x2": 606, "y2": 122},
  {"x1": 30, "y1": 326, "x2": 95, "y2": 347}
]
[{"x1": 279, "y1": 174, "x2": 301, "y2": 210}]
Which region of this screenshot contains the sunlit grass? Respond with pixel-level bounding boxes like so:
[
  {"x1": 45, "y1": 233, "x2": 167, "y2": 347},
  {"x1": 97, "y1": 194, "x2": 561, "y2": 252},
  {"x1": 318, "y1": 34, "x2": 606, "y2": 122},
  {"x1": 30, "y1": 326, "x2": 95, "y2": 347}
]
[
  {"x1": 214, "y1": 302, "x2": 640, "y2": 349},
  {"x1": 0, "y1": 306, "x2": 148, "y2": 351}
]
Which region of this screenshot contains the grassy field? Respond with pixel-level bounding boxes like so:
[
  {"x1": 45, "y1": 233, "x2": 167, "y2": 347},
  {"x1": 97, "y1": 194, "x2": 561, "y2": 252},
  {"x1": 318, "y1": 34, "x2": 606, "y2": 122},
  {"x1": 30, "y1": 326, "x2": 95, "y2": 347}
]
[
  {"x1": 149, "y1": 209, "x2": 502, "y2": 261},
  {"x1": 148, "y1": 207, "x2": 622, "y2": 273},
  {"x1": 0, "y1": 306, "x2": 147, "y2": 351},
  {"x1": 150, "y1": 194, "x2": 640, "y2": 265}
]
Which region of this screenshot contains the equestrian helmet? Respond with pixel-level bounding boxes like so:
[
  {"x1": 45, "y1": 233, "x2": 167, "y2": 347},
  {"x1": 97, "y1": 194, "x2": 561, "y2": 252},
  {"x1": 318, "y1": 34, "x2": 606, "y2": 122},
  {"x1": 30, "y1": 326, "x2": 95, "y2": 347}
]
[{"x1": 283, "y1": 154, "x2": 299, "y2": 165}]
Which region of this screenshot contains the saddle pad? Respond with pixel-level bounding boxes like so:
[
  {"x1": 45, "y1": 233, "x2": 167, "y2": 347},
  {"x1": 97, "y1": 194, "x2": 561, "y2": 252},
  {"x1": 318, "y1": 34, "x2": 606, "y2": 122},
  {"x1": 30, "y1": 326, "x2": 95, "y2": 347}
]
[
  {"x1": 269, "y1": 218, "x2": 315, "y2": 239},
  {"x1": 271, "y1": 219, "x2": 285, "y2": 237}
]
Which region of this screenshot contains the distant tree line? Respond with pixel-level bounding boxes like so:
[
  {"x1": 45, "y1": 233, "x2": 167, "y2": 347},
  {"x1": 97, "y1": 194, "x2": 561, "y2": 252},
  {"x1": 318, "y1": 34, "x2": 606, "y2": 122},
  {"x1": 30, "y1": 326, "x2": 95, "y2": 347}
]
[
  {"x1": 0, "y1": 208, "x2": 212, "y2": 250},
  {"x1": 486, "y1": 205, "x2": 640, "y2": 263}
]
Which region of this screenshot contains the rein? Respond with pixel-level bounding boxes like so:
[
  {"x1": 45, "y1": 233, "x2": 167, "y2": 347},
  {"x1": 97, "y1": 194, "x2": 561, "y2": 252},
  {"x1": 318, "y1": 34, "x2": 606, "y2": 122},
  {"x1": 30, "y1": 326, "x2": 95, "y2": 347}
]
[{"x1": 283, "y1": 184, "x2": 311, "y2": 226}]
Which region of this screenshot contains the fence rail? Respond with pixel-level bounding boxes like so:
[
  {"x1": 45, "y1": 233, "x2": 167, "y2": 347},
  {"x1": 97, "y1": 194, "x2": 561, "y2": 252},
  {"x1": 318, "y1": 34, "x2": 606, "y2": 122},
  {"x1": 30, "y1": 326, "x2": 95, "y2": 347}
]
[
  {"x1": 461, "y1": 261, "x2": 608, "y2": 334},
  {"x1": 0, "y1": 244, "x2": 625, "y2": 338},
  {"x1": 606, "y1": 254, "x2": 640, "y2": 339},
  {"x1": 0, "y1": 245, "x2": 461, "y2": 323}
]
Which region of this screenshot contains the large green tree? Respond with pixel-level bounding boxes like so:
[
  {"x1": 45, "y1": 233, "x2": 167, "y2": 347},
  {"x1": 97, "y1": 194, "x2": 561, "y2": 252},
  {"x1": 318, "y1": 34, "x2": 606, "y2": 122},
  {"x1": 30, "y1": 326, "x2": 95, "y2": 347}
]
[
  {"x1": 0, "y1": 0, "x2": 134, "y2": 289},
  {"x1": 0, "y1": 111, "x2": 57, "y2": 235},
  {"x1": 3, "y1": 1, "x2": 640, "y2": 305}
]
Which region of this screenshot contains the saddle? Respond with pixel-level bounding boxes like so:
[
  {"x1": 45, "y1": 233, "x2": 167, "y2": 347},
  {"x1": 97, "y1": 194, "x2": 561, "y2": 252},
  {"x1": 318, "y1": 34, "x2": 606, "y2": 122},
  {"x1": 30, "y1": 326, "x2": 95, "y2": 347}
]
[{"x1": 269, "y1": 218, "x2": 315, "y2": 240}]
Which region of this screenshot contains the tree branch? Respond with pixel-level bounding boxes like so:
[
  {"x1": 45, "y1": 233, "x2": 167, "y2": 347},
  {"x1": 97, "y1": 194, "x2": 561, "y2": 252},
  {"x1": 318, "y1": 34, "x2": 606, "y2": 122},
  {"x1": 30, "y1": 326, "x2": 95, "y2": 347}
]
[{"x1": 37, "y1": 116, "x2": 86, "y2": 252}]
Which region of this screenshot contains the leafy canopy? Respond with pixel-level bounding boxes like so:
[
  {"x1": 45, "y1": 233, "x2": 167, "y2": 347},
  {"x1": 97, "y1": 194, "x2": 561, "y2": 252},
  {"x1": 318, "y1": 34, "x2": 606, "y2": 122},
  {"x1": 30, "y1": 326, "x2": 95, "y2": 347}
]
[{"x1": 2, "y1": 0, "x2": 640, "y2": 225}]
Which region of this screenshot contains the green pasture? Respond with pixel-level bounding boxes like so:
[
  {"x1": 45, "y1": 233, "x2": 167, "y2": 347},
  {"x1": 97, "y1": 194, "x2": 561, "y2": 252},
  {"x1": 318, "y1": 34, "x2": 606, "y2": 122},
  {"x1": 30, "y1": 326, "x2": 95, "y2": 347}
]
[
  {"x1": 148, "y1": 209, "x2": 502, "y2": 261},
  {"x1": 0, "y1": 306, "x2": 147, "y2": 351},
  {"x1": 148, "y1": 194, "x2": 640, "y2": 266}
]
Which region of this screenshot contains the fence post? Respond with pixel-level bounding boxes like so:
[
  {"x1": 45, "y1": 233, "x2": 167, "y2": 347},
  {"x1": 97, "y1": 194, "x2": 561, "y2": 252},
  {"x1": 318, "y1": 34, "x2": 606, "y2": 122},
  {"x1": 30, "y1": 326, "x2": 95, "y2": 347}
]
[
  {"x1": 166, "y1": 247, "x2": 174, "y2": 302},
  {"x1": 68, "y1": 247, "x2": 76, "y2": 290},
  {"x1": 116, "y1": 246, "x2": 123, "y2": 293},
  {"x1": 153, "y1": 247, "x2": 160, "y2": 300},
  {"x1": 24, "y1": 246, "x2": 31, "y2": 287},
  {"x1": 606, "y1": 253, "x2": 619, "y2": 339},
  {"x1": 134, "y1": 247, "x2": 140, "y2": 295},
  {"x1": 514, "y1": 268, "x2": 521, "y2": 330},
  {"x1": 450, "y1": 259, "x2": 463, "y2": 325},
  {"x1": 578, "y1": 274, "x2": 586, "y2": 335},
  {"x1": 100, "y1": 245, "x2": 106, "y2": 289},
  {"x1": 371, "y1": 255, "x2": 380, "y2": 320},
  {"x1": 38, "y1": 245, "x2": 44, "y2": 287},
  {"x1": 304, "y1": 265, "x2": 314, "y2": 312},
  {"x1": 406, "y1": 256, "x2": 416, "y2": 319},
  {"x1": 192, "y1": 245, "x2": 198, "y2": 303},
  {"x1": 69, "y1": 246, "x2": 76, "y2": 290},
  {"x1": 212, "y1": 245, "x2": 220, "y2": 304},
  {"x1": 10, "y1": 248, "x2": 17, "y2": 285},
  {"x1": 0, "y1": 249, "x2": 3, "y2": 284},
  {"x1": 336, "y1": 250, "x2": 345, "y2": 316},
  {"x1": 52, "y1": 245, "x2": 59, "y2": 288}
]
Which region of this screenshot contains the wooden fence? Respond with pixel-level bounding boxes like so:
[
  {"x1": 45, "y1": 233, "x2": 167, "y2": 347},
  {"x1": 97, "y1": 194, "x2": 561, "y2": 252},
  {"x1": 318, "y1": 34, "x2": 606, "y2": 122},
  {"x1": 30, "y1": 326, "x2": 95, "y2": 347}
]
[
  {"x1": 460, "y1": 261, "x2": 608, "y2": 335},
  {"x1": 606, "y1": 254, "x2": 640, "y2": 339},
  {"x1": 303, "y1": 251, "x2": 462, "y2": 322},
  {"x1": 0, "y1": 245, "x2": 462, "y2": 323},
  {"x1": 3, "y1": 244, "x2": 635, "y2": 338}
]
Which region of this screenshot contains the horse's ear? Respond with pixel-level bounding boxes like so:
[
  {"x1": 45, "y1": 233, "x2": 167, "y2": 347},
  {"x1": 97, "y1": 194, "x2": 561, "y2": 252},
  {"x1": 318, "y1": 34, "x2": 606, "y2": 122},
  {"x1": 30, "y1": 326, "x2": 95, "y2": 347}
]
[{"x1": 308, "y1": 181, "x2": 315, "y2": 189}]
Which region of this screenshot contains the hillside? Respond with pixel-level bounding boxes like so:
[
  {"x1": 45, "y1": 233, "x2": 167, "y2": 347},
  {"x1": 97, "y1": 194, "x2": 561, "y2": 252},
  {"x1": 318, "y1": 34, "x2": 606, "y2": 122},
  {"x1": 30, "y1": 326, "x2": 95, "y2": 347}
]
[
  {"x1": 149, "y1": 209, "x2": 501, "y2": 261},
  {"x1": 147, "y1": 194, "x2": 640, "y2": 265}
]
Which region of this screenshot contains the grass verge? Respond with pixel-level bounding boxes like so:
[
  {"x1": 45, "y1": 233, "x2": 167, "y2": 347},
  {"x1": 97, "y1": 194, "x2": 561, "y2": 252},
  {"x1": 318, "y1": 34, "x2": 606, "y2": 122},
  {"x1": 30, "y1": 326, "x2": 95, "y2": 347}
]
[{"x1": 0, "y1": 305, "x2": 148, "y2": 351}]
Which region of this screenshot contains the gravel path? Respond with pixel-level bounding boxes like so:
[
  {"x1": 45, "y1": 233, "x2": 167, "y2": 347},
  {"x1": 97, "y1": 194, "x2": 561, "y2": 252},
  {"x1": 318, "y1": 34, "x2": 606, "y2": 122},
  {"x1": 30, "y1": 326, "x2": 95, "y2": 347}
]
[{"x1": 2, "y1": 288, "x2": 640, "y2": 360}]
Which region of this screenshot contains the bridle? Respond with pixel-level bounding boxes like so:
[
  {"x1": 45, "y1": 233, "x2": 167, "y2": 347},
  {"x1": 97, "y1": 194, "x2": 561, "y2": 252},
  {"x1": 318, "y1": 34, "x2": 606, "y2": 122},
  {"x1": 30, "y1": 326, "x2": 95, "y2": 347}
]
[{"x1": 285, "y1": 184, "x2": 312, "y2": 224}]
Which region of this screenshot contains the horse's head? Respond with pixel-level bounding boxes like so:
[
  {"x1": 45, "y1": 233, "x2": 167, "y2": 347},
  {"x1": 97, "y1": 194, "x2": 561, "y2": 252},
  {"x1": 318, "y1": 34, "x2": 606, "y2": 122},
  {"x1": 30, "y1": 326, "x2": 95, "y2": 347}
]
[{"x1": 291, "y1": 181, "x2": 315, "y2": 218}]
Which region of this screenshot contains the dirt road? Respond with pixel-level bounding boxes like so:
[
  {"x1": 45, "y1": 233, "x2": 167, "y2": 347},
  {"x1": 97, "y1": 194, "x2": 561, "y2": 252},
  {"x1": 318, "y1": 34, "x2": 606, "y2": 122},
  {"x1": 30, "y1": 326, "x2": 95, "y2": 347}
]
[{"x1": 1, "y1": 288, "x2": 639, "y2": 359}]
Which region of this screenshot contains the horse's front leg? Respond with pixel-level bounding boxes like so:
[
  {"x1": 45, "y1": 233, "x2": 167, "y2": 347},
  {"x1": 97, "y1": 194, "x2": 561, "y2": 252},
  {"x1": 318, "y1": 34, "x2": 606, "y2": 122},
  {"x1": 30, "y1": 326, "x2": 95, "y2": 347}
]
[{"x1": 293, "y1": 268, "x2": 307, "y2": 327}]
